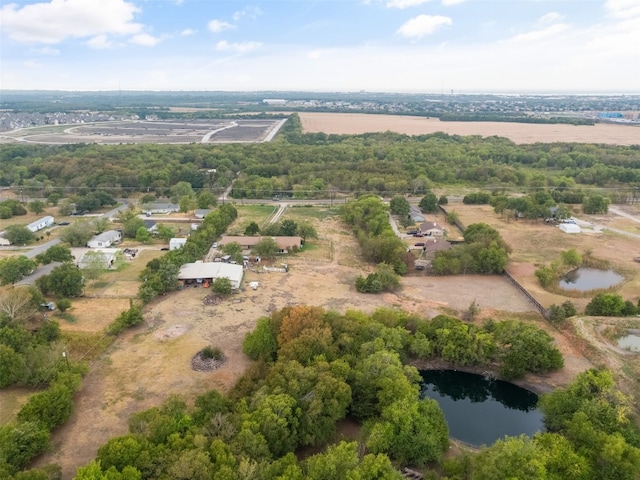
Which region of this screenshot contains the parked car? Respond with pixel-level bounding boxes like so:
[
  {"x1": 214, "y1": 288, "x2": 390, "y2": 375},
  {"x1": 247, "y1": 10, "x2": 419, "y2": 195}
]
[
  {"x1": 407, "y1": 230, "x2": 419, "y2": 235},
  {"x1": 415, "y1": 265, "x2": 426, "y2": 271},
  {"x1": 413, "y1": 233, "x2": 424, "y2": 237},
  {"x1": 414, "y1": 242, "x2": 425, "y2": 247},
  {"x1": 57, "y1": 221, "x2": 70, "y2": 226}
]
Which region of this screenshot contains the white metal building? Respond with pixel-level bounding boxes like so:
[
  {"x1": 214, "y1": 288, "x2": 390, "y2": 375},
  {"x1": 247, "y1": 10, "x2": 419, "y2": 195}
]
[
  {"x1": 178, "y1": 262, "x2": 244, "y2": 289},
  {"x1": 87, "y1": 230, "x2": 122, "y2": 248},
  {"x1": 559, "y1": 224, "x2": 581, "y2": 234},
  {"x1": 169, "y1": 238, "x2": 188, "y2": 250}
]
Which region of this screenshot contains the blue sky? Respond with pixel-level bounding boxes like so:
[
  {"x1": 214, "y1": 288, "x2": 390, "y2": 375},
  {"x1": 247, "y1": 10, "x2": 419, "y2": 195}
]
[{"x1": 1, "y1": 0, "x2": 639, "y2": 92}]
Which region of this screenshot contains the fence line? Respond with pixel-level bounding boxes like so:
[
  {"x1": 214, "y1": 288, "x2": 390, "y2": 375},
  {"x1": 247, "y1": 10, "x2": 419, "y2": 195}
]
[{"x1": 503, "y1": 269, "x2": 549, "y2": 318}]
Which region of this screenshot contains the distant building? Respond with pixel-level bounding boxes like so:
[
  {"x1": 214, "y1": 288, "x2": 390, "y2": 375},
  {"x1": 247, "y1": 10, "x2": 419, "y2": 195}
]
[
  {"x1": 142, "y1": 202, "x2": 180, "y2": 214},
  {"x1": 87, "y1": 230, "x2": 122, "y2": 248},
  {"x1": 559, "y1": 224, "x2": 581, "y2": 234},
  {"x1": 143, "y1": 220, "x2": 158, "y2": 232},
  {"x1": 262, "y1": 99, "x2": 287, "y2": 106},
  {"x1": 419, "y1": 221, "x2": 445, "y2": 237},
  {"x1": 194, "y1": 209, "x2": 212, "y2": 219},
  {"x1": 26, "y1": 216, "x2": 55, "y2": 233},
  {"x1": 409, "y1": 205, "x2": 425, "y2": 223},
  {"x1": 77, "y1": 249, "x2": 120, "y2": 270}
]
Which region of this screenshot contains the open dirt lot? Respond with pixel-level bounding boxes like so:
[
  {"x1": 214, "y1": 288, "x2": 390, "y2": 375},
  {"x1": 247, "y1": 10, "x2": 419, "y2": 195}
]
[
  {"x1": 31, "y1": 215, "x2": 597, "y2": 478},
  {"x1": 298, "y1": 112, "x2": 640, "y2": 145}
]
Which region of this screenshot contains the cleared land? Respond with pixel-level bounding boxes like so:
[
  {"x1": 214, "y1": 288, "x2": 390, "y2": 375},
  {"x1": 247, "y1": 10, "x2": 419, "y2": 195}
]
[
  {"x1": 0, "y1": 119, "x2": 286, "y2": 145},
  {"x1": 298, "y1": 112, "x2": 640, "y2": 145}
]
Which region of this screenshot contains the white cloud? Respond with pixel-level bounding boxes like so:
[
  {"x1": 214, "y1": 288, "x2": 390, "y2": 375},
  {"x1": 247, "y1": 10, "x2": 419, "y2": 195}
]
[
  {"x1": 441, "y1": 0, "x2": 466, "y2": 5},
  {"x1": 215, "y1": 40, "x2": 262, "y2": 53},
  {"x1": 130, "y1": 33, "x2": 160, "y2": 46},
  {"x1": 0, "y1": 0, "x2": 143, "y2": 44},
  {"x1": 23, "y1": 60, "x2": 40, "y2": 68},
  {"x1": 87, "y1": 34, "x2": 114, "y2": 49},
  {"x1": 539, "y1": 12, "x2": 565, "y2": 23},
  {"x1": 32, "y1": 46, "x2": 60, "y2": 55},
  {"x1": 386, "y1": 0, "x2": 431, "y2": 9},
  {"x1": 397, "y1": 15, "x2": 452, "y2": 38},
  {"x1": 510, "y1": 23, "x2": 570, "y2": 43},
  {"x1": 232, "y1": 6, "x2": 263, "y2": 21},
  {"x1": 181, "y1": 28, "x2": 196, "y2": 36},
  {"x1": 605, "y1": 0, "x2": 640, "y2": 19},
  {"x1": 208, "y1": 19, "x2": 234, "y2": 33}
]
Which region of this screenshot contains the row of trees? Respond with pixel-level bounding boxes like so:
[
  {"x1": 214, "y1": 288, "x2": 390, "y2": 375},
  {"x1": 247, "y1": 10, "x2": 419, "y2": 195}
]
[
  {"x1": 3, "y1": 130, "x2": 639, "y2": 203},
  {"x1": 432, "y1": 223, "x2": 511, "y2": 275},
  {"x1": 341, "y1": 195, "x2": 409, "y2": 274}
]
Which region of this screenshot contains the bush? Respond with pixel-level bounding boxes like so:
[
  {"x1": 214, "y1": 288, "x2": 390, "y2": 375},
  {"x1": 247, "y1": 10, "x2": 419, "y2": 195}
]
[
  {"x1": 211, "y1": 276, "x2": 233, "y2": 295},
  {"x1": 585, "y1": 293, "x2": 627, "y2": 316},
  {"x1": 107, "y1": 301, "x2": 144, "y2": 336},
  {"x1": 56, "y1": 298, "x2": 72, "y2": 313},
  {"x1": 201, "y1": 346, "x2": 223, "y2": 360}
]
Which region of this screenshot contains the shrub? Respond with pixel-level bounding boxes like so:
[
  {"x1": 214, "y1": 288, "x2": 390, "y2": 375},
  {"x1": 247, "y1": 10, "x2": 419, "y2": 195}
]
[
  {"x1": 202, "y1": 346, "x2": 223, "y2": 360},
  {"x1": 211, "y1": 276, "x2": 233, "y2": 295},
  {"x1": 107, "y1": 301, "x2": 144, "y2": 336},
  {"x1": 56, "y1": 298, "x2": 72, "y2": 313}
]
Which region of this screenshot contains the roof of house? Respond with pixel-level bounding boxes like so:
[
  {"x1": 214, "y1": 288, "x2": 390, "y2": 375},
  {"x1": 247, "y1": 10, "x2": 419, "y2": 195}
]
[
  {"x1": 144, "y1": 202, "x2": 179, "y2": 211},
  {"x1": 143, "y1": 219, "x2": 157, "y2": 229},
  {"x1": 420, "y1": 221, "x2": 444, "y2": 231},
  {"x1": 178, "y1": 262, "x2": 244, "y2": 286},
  {"x1": 219, "y1": 235, "x2": 302, "y2": 250},
  {"x1": 194, "y1": 209, "x2": 212, "y2": 218},
  {"x1": 170, "y1": 237, "x2": 188, "y2": 244},
  {"x1": 90, "y1": 230, "x2": 121, "y2": 242},
  {"x1": 27, "y1": 215, "x2": 54, "y2": 229},
  {"x1": 423, "y1": 238, "x2": 451, "y2": 253}
]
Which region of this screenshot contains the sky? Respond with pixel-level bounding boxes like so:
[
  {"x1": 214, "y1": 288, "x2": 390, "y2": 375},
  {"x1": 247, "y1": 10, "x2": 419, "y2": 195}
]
[{"x1": 1, "y1": 0, "x2": 639, "y2": 93}]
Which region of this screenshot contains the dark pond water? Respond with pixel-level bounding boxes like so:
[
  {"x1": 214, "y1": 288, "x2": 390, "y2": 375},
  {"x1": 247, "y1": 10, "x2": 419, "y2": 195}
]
[
  {"x1": 558, "y1": 267, "x2": 623, "y2": 291},
  {"x1": 420, "y1": 370, "x2": 544, "y2": 447},
  {"x1": 617, "y1": 334, "x2": 640, "y2": 352}
]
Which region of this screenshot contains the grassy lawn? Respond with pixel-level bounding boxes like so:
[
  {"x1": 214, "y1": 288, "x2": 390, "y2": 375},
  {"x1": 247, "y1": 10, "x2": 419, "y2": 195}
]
[
  {"x1": 282, "y1": 205, "x2": 340, "y2": 222},
  {"x1": 229, "y1": 204, "x2": 278, "y2": 233}
]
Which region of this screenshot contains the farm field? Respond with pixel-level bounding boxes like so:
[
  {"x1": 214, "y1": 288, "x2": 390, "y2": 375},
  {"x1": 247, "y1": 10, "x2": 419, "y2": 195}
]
[{"x1": 298, "y1": 112, "x2": 640, "y2": 145}]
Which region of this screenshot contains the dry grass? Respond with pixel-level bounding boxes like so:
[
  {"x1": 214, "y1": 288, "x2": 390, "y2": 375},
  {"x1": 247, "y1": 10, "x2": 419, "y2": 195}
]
[
  {"x1": 0, "y1": 387, "x2": 37, "y2": 424},
  {"x1": 298, "y1": 112, "x2": 640, "y2": 145}
]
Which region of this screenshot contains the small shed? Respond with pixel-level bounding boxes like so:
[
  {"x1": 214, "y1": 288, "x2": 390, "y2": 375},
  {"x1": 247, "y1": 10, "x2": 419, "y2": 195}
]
[
  {"x1": 559, "y1": 223, "x2": 581, "y2": 234},
  {"x1": 170, "y1": 238, "x2": 188, "y2": 250}
]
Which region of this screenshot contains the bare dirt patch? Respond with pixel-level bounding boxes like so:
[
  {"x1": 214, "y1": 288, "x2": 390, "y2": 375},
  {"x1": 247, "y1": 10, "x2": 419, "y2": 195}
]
[{"x1": 298, "y1": 112, "x2": 640, "y2": 145}]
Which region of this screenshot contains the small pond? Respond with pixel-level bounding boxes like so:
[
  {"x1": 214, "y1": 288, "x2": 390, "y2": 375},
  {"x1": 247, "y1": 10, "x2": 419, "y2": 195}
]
[
  {"x1": 558, "y1": 267, "x2": 623, "y2": 292},
  {"x1": 617, "y1": 334, "x2": 640, "y2": 352},
  {"x1": 420, "y1": 370, "x2": 544, "y2": 447}
]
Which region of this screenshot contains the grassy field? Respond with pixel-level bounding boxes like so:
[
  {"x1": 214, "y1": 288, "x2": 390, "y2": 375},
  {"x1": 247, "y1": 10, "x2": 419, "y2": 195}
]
[{"x1": 228, "y1": 204, "x2": 278, "y2": 234}]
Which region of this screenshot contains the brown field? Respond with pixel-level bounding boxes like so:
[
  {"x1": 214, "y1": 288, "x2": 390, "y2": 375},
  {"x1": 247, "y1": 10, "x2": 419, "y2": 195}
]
[{"x1": 298, "y1": 112, "x2": 640, "y2": 145}]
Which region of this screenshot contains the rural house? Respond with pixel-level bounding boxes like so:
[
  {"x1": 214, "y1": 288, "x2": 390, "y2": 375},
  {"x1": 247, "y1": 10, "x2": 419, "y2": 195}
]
[
  {"x1": 26, "y1": 215, "x2": 55, "y2": 233},
  {"x1": 420, "y1": 221, "x2": 445, "y2": 237},
  {"x1": 87, "y1": 230, "x2": 122, "y2": 248},
  {"x1": 194, "y1": 209, "x2": 212, "y2": 219},
  {"x1": 409, "y1": 205, "x2": 425, "y2": 223},
  {"x1": 77, "y1": 249, "x2": 120, "y2": 270},
  {"x1": 143, "y1": 219, "x2": 158, "y2": 233},
  {"x1": 142, "y1": 202, "x2": 180, "y2": 215}
]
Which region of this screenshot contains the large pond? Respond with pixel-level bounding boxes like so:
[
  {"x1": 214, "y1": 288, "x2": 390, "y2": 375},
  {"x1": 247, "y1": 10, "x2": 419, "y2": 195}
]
[
  {"x1": 558, "y1": 267, "x2": 623, "y2": 292},
  {"x1": 420, "y1": 370, "x2": 544, "y2": 447}
]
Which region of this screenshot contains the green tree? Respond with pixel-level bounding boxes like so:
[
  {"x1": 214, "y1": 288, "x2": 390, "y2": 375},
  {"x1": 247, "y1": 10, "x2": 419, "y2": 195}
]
[
  {"x1": 28, "y1": 200, "x2": 45, "y2": 214},
  {"x1": 243, "y1": 317, "x2": 278, "y2": 362},
  {"x1": 0, "y1": 256, "x2": 36, "y2": 285},
  {"x1": 0, "y1": 422, "x2": 50, "y2": 472},
  {"x1": 60, "y1": 220, "x2": 94, "y2": 246},
  {"x1": 170, "y1": 181, "x2": 195, "y2": 202},
  {"x1": 4, "y1": 225, "x2": 36, "y2": 245},
  {"x1": 42, "y1": 263, "x2": 84, "y2": 297},
  {"x1": 156, "y1": 224, "x2": 175, "y2": 241},
  {"x1": 197, "y1": 190, "x2": 217, "y2": 209},
  {"x1": 366, "y1": 397, "x2": 449, "y2": 466},
  {"x1": 135, "y1": 226, "x2": 152, "y2": 244},
  {"x1": 35, "y1": 244, "x2": 73, "y2": 265},
  {"x1": 561, "y1": 248, "x2": 582, "y2": 267},
  {"x1": 585, "y1": 293, "x2": 627, "y2": 316},
  {"x1": 244, "y1": 221, "x2": 260, "y2": 236},
  {"x1": 280, "y1": 219, "x2": 298, "y2": 236},
  {"x1": 82, "y1": 251, "x2": 107, "y2": 285},
  {"x1": 389, "y1": 196, "x2": 410, "y2": 216},
  {"x1": 123, "y1": 217, "x2": 145, "y2": 239},
  {"x1": 0, "y1": 287, "x2": 38, "y2": 323},
  {"x1": 419, "y1": 193, "x2": 438, "y2": 213},
  {"x1": 211, "y1": 277, "x2": 233, "y2": 295},
  {"x1": 296, "y1": 221, "x2": 317, "y2": 241},
  {"x1": 179, "y1": 195, "x2": 197, "y2": 214},
  {"x1": 583, "y1": 195, "x2": 610, "y2": 214},
  {"x1": 253, "y1": 237, "x2": 280, "y2": 258},
  {"x1": 92, "y1": 217, "x2": 110, "y2": 234}
]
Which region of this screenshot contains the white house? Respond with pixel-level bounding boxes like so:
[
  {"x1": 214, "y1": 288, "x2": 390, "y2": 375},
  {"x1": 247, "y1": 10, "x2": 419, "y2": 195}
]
[
  {"x1": 26, "y1": 216, "x2": 55, "y2": 233},
  {"x1": 178, "y1": 262, "x2": 244, "y2": 289},
  {"x1": 142, "y1": 202, "x2": 180, "y2": 215},
  {"x1": 0, "y1": 236, "x2": 11, "y2": 246},
  {"x1": 559, "y1": 224, "x2": 581, "y2": 234},
  {"x1": 169, "y1": 237, "x2": 188, "y2": 250},
  {"x1": 420, "y1": 221, "x2": 445, "y2": 237},
  {"x1": 87, "y1": 230, "x2": 122, "y2": 248}
]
